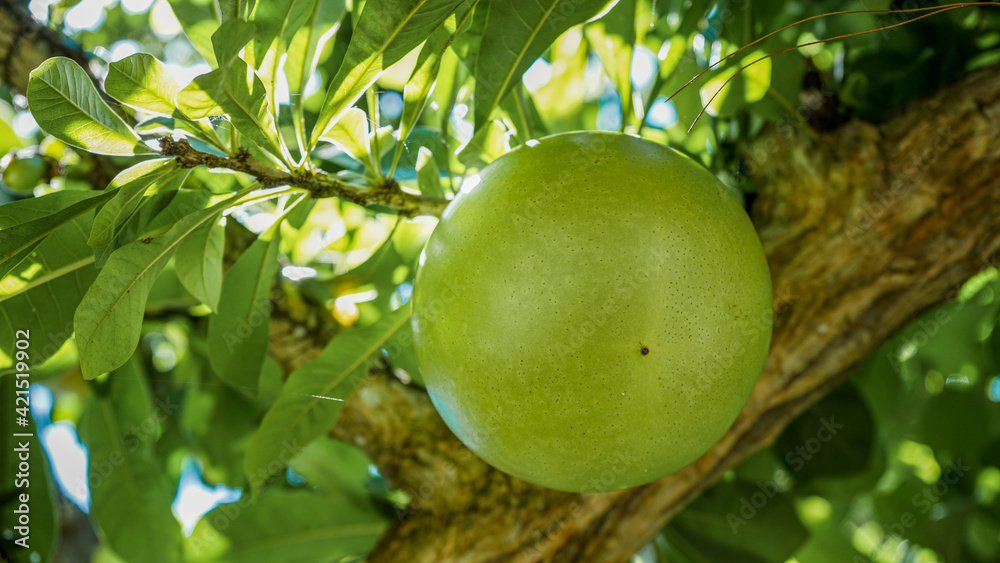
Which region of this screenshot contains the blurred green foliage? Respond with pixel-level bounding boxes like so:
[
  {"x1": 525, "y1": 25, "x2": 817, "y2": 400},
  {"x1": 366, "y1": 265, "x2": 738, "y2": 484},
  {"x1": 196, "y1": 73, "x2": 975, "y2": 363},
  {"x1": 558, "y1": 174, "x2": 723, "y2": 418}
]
[{"x1": 0, "y1": 0, "x2": 998, "y2": 562}]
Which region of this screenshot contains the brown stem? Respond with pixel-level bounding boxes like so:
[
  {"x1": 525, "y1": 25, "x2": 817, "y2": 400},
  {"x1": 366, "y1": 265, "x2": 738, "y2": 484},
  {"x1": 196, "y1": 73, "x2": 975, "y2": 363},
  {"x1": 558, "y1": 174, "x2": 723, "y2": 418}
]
[{"x1": 159, "y1": 137, "x2": 449, "y2": 217}]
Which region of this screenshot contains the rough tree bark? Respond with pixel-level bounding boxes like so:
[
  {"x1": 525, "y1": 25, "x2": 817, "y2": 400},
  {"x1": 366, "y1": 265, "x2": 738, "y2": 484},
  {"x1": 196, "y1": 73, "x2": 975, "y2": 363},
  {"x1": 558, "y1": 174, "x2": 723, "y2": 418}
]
[{"x1": 3, "y1": 3, "x2": 999, "y2": 561}]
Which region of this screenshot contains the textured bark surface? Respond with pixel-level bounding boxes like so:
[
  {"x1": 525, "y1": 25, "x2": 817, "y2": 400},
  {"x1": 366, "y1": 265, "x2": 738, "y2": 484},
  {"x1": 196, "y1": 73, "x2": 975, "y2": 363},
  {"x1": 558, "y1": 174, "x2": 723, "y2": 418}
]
[{"x1": 294, "y1": 65, "x2": 997, "y2": 562}]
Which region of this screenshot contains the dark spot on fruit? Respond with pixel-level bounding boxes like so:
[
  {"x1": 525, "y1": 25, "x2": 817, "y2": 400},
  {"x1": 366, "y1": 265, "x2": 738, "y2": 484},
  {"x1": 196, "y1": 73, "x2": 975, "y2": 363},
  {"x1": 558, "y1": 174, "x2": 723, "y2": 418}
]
[{"x1": 641, "y1": 346, "x2": 649, "y2": 355}]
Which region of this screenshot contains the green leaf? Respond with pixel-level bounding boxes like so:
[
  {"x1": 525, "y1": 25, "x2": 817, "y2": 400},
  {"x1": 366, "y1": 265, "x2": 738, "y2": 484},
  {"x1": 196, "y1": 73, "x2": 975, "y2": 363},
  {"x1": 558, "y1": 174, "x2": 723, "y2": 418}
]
[
  {"x1": 175, "y1": 218, "x2": 224, "y2": 311},
  {"x1": 0, "y1": 197, "x2": 100, "y2": 372},
  {"x1": 0, "y1": 190, "x2": 113, "y2": 279},
  {"x1": 247, "y1": 0, "x2": 312, "y2": 111},
  {"x1": 449, "y1": 0, "x2": 489, "y2": 63},
  {"x1": 0, "y1": 375, "x2": 59, "y2": 563},
  {"x1": 585, "y1": 0, "x2": 636, "y2": 125},
  {"x1": 88, "y1": 159, "x2": 179, "y2": 247},
  {"x1": 178, "y1": 59, "x2": 283, "y2": 157},
  {"x1": 26, "y1": 58, "x2": 152, "y2": 156},
  {"x1": 207, "y1": 230, "x2": 282, "y2": 389},
  {"x1": 457, "y1": 118, "x2": 507, "y2": 169},
  {"x1": 244, "y1": 306, "x2": 410, "y2": 490},
  {"x1": 472, "y1": 0, "x2": 611, "y2": 130},
  {"x1": 775, "y1": 383, "x2": 875, "y2": 480},
  {"x1": 668, "y1": 481, "x2": 809, "y2": 563},
  {"x1": 218, "y1": 0, "x2": 255, "y2": 21},
  {"x1": 415, "y1": 146, "x2": 444, "y2": 197},
  {"x1": 499, "y1": 85, "x2": 548, "y2": 144},
  {"x1": 184, "y1": 489, "x2": 386, "y2": 562},
  {"x1": 106, "y1": 54, "x2": 185, "y2": 117},
  {"x1": 209, "y1": 17, "x2": 257, "y2": 66},
  {"x1": 320, "y1": 107, "x2": 371, "y2": 164},
  {"x1": 285, "y1": 0, "x2": 347, "y2": 100},
  {"x1": 74, "y1": 193, "x2": 239, "y2": 378},
  {"x1": 175, "y1": 18, "x2": 281, "y2": 160},
  {"x1": 181, "y1": 366, "x2": 262, "y2": 486},
  {"x1": 78, "y1": 356, "x2": 183, "y2": 563},
  {"x1": 167, "y1": 0, "x2": 222, "y2": 66},
  {"x1": 383, "y1": 320, "x2": 423, "y2": 385},
  {"x1": 397, "y1": 0, "x2": 477, "y2": 146},
  {"x1": 310, "y1": 0, "x2": 468, "y2": 144},
  {"x1": 288, "y1": 437, "x2": 374, "y2": 499},
  {"x1": 93, "y1": 186, "x2": 183, "y2": 269}
]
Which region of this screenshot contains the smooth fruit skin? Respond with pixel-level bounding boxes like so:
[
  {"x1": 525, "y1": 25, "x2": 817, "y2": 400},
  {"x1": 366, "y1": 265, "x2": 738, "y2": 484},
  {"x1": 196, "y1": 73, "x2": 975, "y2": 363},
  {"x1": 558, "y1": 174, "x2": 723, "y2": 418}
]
[{"x1": 412, "y1": 132, "x2": 772, "y2": 492}]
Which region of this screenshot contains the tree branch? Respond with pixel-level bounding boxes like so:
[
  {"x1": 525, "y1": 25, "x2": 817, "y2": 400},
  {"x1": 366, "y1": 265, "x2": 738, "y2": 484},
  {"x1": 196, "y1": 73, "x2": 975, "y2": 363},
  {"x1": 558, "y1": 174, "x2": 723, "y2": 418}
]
[
  {"x1": 272, "y1": 64, "x2": 1000, "y2": 561},
  {"x1": 0, "y1": 0, "x2": 92, "y2": 94},
  {"x1": 158, "y1": 137, "x2": 449, "y2": 217},
  {"x1": 0, "y1": 4, "x2": 449, "y2": 218}
]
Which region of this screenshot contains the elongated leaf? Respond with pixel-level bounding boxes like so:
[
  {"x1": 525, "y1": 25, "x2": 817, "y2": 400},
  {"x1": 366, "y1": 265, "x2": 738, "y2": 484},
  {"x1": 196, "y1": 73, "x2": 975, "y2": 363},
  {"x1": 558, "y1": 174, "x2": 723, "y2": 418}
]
[
  {"x1": 78, "y1": 357, "x2": 183, "y2": 563},
  {"x1": 473, "y1": 0, "x2": 611, "y2": 130},
  {"x1": 212, "y1": 18, "x2": 257, "y2": 65},
  {"x1": 184, "y1": 489, "x2": 386, "y2": 563},
  {"x1": 89, "y1": 160, "x2": 178, "y2": 247},
  {"x1": 178, "y1": 60, "x2": 283, "y2": 157},
  {"x1": 244, "y1": 306, "x2": 410, "y2": 489},
  {"x1": 0, "y1": 189, "x2": 97, "y2": 227},
  {"x1": 74, "y1": 194, "x2": 238, "y2": 378},
  {"x1": 288, "y1": 437, "x2": 374, "y2": 499},
  {"x1": 176, "y1": 18, "x2": 256, "y2": 118},
  {"x1": 175, "y1": 218, "x2": 224, "y2": 311},
  {"x1": 499, "y1": 85, "x2": 548, "y2": 144},
  {"x1": 310, "y1": 0, "x2": 468, "y2": 144},
  {"x1": 26, "y1": 58, "x2": 152, "y2": 155},
  {"x1": 0, "y1": 201, "x2": 99, "y2": 372},
  {"x1": 180, "y1": 366, "x2": 262, "y2": 486},
  {"x1": 320, "y1": 107, "x2": 370, "y2": 164},
  {"x1": 585, "y1": 0, "x2": 636, "y2": 123},
  {"x1": 219, "y1": 0, "x2": 255, "y2": 21},
  {"x1": 207, "y1": 230, "x2": 282, "y2": 389},
  {"x1": 93, "y1": 186, "x2": 182, "y2": 269},
  {"x1": 106, "y1": 54, "x2": 185, "y2": 116},
  {"x1": 247, "y1": 0, "x2": 312, "y2": 111},
  {"x1": 669, "y1": 481, "x2": 809, "y2": 562},
  {"x1": 285, "y1": 0, "x2": 347, "y2": 99},
  {"x1": 398, "y1": 0, "x2": 477, "y2": 146},
  {"x1": 0, "y1": 191, "x2": 113, "y2": 279},
  {"x1": 167, "y1": 0, "x2": 221, "y2": 66},
  {"x1": 415, "y1": 146, "x2": 444, "y2": 197}
]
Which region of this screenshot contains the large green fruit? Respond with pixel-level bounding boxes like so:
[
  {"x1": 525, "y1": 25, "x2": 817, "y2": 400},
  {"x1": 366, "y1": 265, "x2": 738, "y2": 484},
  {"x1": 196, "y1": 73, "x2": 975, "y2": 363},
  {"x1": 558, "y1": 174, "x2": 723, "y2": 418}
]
[{"x1": 412, "y1": 132, "x2": 772, "y2": 492}]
